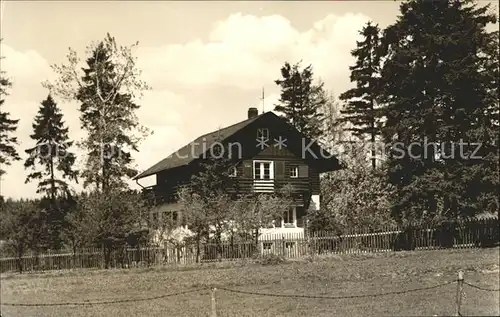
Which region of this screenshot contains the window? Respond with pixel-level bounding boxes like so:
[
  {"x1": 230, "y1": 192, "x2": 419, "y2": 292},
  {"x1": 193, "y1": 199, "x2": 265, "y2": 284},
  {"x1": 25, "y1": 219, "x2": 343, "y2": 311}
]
[
  {"x1": 283, "y1": 207, "x2": 294, "y2": 224},
  {"x1": 263, "y1": 242, "x2": 273, "y2": 250},
  {"x1": 163, "y1": 211, "x2": 178, "y2": 225},
  {"x1": 257, "y1": 128, "x2": 269, "y2": 141},
  {"x1": 289, "y1": 165, "x2": 298, "y2": 178},
  {"x1": 285, "y1": 242, "x2": 295, "y2": 249},
  {"x1": 263, "y1": 163, "x2": 270, "y2": 179},
  {"x1": 254, "y1": 161, "x2": 273, "y2": 180},
  {"x1": 283, "y1": 207, "x2": 296, "y2": 227},
  {"x1": 228, "y1": 166, "x2": 237, "y2": 177}
]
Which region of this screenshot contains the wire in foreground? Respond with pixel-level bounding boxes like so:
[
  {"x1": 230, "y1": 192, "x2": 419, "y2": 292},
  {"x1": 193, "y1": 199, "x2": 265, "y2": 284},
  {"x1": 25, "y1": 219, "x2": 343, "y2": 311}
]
[
  {"x1": 218, "y1": 280, "x2": 455, "y2": 300},
  {"x1": 0, "y1": 287, "x2": 209, "y2": 307},
  {"x1": 463, "y1": 281, "x2": 500, "y2": 292}
]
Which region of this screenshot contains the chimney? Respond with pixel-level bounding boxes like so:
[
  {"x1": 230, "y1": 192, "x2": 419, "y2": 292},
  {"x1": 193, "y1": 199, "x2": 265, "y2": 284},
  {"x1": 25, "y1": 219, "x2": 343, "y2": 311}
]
[{"x1": 248, "y1": 107, "x2": 258, "y2": 119}]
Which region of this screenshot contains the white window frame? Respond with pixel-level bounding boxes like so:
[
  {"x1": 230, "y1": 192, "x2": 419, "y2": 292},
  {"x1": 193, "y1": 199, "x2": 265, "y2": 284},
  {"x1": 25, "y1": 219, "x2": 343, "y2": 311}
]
[
  {"x1": 282, "y1": 206, "x2": 297, "y2": 228},
  {"x1": 257, "y1": 128, "x2": 269, "y2": 141},
  {"x1": 289, "y1": 165, "x2": 298, "y2": 178},
  {"x1": 253, "y1": 160, "x2": 274, "y2": 180}
]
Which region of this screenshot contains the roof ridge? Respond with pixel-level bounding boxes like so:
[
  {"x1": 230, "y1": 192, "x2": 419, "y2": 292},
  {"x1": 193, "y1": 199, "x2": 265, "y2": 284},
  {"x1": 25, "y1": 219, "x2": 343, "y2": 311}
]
[
  {"x1": 171, "y1": 112, "x2": 265, "y2": 154},
  {"x1": 134, "y1": 112, "x2": 269, "y2": 179}
]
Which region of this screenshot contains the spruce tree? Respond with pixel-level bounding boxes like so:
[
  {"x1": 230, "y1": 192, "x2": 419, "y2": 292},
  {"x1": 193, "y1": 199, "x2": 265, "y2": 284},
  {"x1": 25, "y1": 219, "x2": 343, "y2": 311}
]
[
  {"x1": 76, "y1": 35, "x2": 146, "y2": 193},
  {"x1": 24, "y1": 94, "x2": 78, "y2": 198},
  {"x1": 0, "y1": 60, "x2": 20, "y2": 178},
  {"x1": 379, "y1": 0, "x2": 499, "y2": 222},
  {"x1": 274, "y1": 62, "x2": 326, "y2": 141},
  {"x1": 24, "y1": 94, "x2": 78, "y2": 249},
  {"x1": 339, "y1": 22, "x2": 382, "y2": 169}
]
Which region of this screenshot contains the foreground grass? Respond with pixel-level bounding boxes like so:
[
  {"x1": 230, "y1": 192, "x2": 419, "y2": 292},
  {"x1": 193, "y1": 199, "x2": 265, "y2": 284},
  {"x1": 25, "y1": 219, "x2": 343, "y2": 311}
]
[{"x1": 1, "y1": 248, "x2": 499, "y2": 317}]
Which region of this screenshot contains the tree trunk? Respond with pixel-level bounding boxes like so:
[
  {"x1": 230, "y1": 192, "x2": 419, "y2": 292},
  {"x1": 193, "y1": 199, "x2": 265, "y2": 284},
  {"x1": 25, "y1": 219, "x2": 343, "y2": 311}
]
[
  {"x1": 254, "y1": 228, "x2": 259, "y2": 246},
  {"x1": 48, "y1": 155, "x2": 59, "y2": 250},
  {"x1": 254, "y1": 228, "x2": 260, "y2": 257},
  {"x1": 215, "y1": 228, "x2": 222, "y2": 262},
  {"x1": 34, "y1": 249, "x2": 40, "y2": 271},
  {"x1": 230, "y1": 230, "x2": 234, "y2": 259},
  {"x1": 72, "y1": 243, "x2": 77, "y2": 269},
  {"x1": 195, "y1": 233, "x2": 201, "y2": 263},
  {"x1": 102, "y1": 157, "x2": 109, "y2": 194},
  {"x1": 370, "y1": 99, "x2": 376, "y2": 170},
  {"x1": 103, "y1": 245, "x2": 112, "y2": 269},
  {"x1": 49, "y1": 152, "x2": 56, "y2": 201},
  {"x1": 16, "y1": 248, "x2": 24, "y2": 274}
]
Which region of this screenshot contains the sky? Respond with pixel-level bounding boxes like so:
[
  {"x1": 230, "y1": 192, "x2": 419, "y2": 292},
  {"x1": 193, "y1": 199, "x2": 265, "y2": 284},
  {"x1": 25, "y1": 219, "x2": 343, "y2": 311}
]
[{"x1": 0, "y1": 1, "x2": 497, "y2": 199}]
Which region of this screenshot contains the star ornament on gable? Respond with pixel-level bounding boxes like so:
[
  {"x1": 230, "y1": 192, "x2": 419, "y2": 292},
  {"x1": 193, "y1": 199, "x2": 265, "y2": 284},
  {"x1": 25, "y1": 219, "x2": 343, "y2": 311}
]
[
  {"x1": 256, "y1": 136, "x2": 269, "y2": 150},
  {"x1": 274, "y1": 136, "x2": 287, "y2": 150}
]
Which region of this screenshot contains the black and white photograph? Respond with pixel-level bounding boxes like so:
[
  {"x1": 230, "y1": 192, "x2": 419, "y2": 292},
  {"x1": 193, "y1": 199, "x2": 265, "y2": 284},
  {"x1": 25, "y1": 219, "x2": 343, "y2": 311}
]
[{"x1": 0, "y1": 0, "x2": 499, "y2": 316}]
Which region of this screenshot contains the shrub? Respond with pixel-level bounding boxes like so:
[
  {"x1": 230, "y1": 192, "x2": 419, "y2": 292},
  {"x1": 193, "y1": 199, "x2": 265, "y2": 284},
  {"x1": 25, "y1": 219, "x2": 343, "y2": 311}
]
[{"x1": 257, "y1": 253, "x2": 286, "y2": 266}]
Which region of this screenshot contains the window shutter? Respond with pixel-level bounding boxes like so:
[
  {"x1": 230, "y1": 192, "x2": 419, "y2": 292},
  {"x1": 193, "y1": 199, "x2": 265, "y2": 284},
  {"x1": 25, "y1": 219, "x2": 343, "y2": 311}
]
[
  {"x1": 275, "y1": 161, "x2": 285, "y2": 179},
  {"x1": 243, "y1": 162, "x2": 252, "y2": 178},
  {"x1": 296, "y1": 206, "x2": 305, "y2": 228},
  {"x1": 298, "y1": 165, "x2": 309, "y2": 177}
]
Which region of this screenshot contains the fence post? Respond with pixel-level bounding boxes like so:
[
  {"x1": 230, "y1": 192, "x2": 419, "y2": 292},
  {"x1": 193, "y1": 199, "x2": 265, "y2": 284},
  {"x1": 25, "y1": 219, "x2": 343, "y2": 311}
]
[
  {"x1": 47, "y1": 249, "x2": 52, "y2": 271},
  {"x1": 455, "y1": 270, "x2": 464, "y2": 316},
  {"x1": 211, "y1": 287, "x2": 217, "y2": 317},
  {"x1": 281, "y1": 235, "x2": 285, "y2": 257}
]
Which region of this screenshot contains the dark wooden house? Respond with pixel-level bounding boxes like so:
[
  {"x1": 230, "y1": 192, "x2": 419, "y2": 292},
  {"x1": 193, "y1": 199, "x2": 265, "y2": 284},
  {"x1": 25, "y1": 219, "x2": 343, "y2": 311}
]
[{"x1": 134, "y1": 108, "x2": 341, "y2": 235}]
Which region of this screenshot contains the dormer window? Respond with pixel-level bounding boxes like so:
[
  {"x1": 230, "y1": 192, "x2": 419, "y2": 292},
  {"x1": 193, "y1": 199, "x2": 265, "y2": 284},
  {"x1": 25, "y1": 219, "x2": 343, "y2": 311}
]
[
  {"x1": 257, "y1": 128, "x2": 269, "y2": 141},
  {"x1": 228, "y1": 166, "x2": 237, "y2": 177}
]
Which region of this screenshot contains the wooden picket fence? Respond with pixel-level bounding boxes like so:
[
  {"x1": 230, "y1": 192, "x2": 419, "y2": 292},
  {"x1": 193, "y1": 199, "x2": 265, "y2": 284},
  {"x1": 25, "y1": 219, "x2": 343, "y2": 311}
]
[{"x1": 1, "y1": 217, "x2": 498, "y2": 273}]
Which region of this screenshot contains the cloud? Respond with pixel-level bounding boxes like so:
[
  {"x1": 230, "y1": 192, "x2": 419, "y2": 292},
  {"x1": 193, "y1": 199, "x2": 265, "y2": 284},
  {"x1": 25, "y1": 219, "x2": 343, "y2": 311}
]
[
  {"x1": 1, "y1": 11, "x2": 370, "y2": 199},
  {"x1": 208, "y1": 13, "x2": 300, "y2": 55},
  {"x1": 0, "y1": 44, "x2": 190, "y2": 198},
  {"x1": 136, "y1": 12, "x2": 370, "y2": 91},
  {"x1": 0, "y1": 45, "x2": 57, "y2": 198},
  {"x1": 135, "y1": 126, "x2": 185, "y2": 171},
  {"x1": 262, "y1": 92, "x2": 281, "y2": 115},
  {"x1": 138, "y1": 90, "x2": 187, "y2": 127}
]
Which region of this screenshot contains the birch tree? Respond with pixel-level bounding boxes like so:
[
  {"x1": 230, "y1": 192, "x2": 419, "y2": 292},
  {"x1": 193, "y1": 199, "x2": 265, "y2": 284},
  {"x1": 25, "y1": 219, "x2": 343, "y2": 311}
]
[{"x1": 44, "y1": 33, "x2": 150, "y2": 193}]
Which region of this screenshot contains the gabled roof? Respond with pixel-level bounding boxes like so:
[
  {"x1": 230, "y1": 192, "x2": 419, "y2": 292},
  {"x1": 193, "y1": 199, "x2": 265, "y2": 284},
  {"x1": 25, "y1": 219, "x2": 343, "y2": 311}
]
[
  {"x1": 134, "y1": 111, "x2": 341, "y2": 180},
  {"x1": 134, "y1": 113, "x2": 264, "y2": 179}
]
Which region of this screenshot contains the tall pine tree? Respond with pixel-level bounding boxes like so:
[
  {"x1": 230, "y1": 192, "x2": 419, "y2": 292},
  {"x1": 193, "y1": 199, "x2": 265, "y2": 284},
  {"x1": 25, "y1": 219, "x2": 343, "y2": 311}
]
[
  {"x1": 274, "y1": 62, "x2": 326, "y2": 141},
  {"x1": 0, "y1": 55, "x2": 20, "y2": 178},
  {"x1": 24, "y1": 94, "x2": 78, "y2": 249},
  {"x1": 379, "y1": 0, "x2": 498, "y2": 222},
  {"x1": 339, "y1": 22, "x2": 382, "y2": 169},
  {"x1": 24, "y1": 94, "x2": 78, "y2": 199}
]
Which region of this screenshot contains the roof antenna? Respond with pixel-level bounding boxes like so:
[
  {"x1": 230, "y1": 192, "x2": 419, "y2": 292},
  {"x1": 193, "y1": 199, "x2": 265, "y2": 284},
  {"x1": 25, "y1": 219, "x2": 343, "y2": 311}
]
[{"x1": 261, "y1": 87, "x2": 265, "y2": 114}]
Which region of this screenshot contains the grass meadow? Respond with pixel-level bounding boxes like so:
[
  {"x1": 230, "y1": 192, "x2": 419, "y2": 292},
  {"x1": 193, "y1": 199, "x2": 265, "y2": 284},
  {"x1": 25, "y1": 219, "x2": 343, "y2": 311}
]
[{"x1": 1, "y1": 247, "x2": 499, "y2": 317}]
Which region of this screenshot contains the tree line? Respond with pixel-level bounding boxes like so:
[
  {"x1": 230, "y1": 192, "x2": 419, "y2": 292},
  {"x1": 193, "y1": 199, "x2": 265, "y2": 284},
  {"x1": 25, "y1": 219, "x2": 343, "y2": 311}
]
[
  {"x1": 0, "y1": 34, "x2": 153, "y2": 269},
  {"x1": 272, "y1": 0, "x2": 498, "y2": 231},
  {"x1": 0, "y1": 0, "x2": 498, "y2": 268}
]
